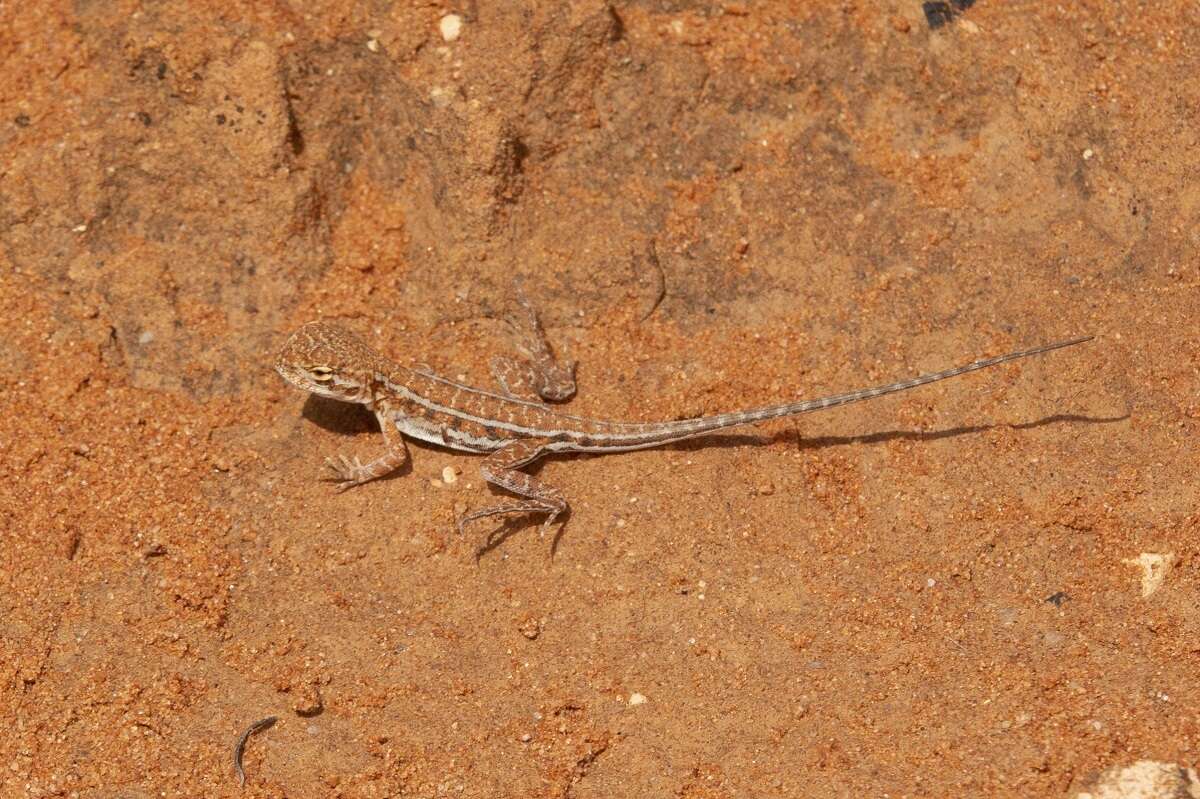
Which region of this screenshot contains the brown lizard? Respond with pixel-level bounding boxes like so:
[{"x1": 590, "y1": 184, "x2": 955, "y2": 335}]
[{"x1": 276, "y1": 297, "x2": 1091, "y2": 536}]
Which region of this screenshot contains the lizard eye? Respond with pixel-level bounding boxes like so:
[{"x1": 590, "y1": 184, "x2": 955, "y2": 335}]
[{"x1": 309, "y1": 366, "x2": 334, "y2": 381}]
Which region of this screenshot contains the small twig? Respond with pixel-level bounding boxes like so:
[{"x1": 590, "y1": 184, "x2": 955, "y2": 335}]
[
  {"x1": 639, "y1": 240, "x2": 666, "y2": 322},
  {"x1": 233, "y1": 715, "x2": 277, "y2": 788}
]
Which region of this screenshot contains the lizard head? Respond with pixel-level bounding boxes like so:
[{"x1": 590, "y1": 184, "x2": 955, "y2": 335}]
[{"x1": 275, "y1": 322, "x2": 382, "y2": 403}]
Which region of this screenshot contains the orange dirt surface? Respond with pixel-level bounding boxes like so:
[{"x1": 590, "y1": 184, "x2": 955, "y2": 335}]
[{"x1": 2, "y1": 1, "x2": 1197, "y2": 797}]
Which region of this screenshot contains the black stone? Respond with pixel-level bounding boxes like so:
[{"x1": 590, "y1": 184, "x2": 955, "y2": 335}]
[
  {"x1": 1045, "y1": 591, "x2": 1069, "y2": 607},
  {"x1": 923, "y1": 2, "x2": 955, "y2": 28}
]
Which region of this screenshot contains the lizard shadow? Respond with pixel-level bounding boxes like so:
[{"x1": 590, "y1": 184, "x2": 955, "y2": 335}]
[
  {"x1": 301, "y1": 397, "x2": 562, "y2": 551},
  {"x1": 470, "y1": 455, "x2": 574, "y2": 560},
  {"x1": 526, "y1": 410, "x2": 1126, "y2": 553},
  {"x1": 658, "y1": 410, "x2": 1128, "y2": 453},
  {"x1": 471, "y1": 510, "x2": 572, "y2": 562},
  {"x1": 304, "y1": 395, "x2": 1126, "y2": 554}
]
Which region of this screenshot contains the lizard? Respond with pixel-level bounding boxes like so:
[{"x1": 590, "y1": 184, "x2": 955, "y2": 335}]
[{"x1": 275, "y1": 295, "x2": 1092, "y2": 537}]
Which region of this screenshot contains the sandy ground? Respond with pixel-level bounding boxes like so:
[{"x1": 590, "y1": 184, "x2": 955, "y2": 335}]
[{"x1": 2, "y1": 1, "x2": 1198, "y2": 797}]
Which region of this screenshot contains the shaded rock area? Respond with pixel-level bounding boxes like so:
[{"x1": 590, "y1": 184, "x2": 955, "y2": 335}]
[{"x1": 1, "y1": 1, "x2": 1197, "y2": 796}]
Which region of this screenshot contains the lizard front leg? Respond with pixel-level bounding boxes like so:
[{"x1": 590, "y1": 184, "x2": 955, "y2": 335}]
[
  {"x1": 323, "y1": 410, "x2": 410, "y2": 491},
  {"x1": 490, "y1": 290, "x2": 576, "y2": 402},
  {"x1": 457, "y1": 438, "x2": 567, "y2": 537}
]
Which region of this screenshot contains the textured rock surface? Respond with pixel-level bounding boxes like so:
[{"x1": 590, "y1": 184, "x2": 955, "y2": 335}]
[{"x1": 2, "y1": 1, "x2": 1197, "y2": 796}]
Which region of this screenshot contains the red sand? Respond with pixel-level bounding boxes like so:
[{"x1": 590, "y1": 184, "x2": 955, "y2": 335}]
[{"x1": 2, "y1": 2, "x2": 1197, "y2": 796}]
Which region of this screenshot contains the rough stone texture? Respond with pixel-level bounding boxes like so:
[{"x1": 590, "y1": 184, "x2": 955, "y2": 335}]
[{"x1": 2, "y1": 1, "x2": 1198, "y2": 797}]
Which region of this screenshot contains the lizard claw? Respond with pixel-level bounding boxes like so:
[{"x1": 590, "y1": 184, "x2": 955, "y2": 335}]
[
  {"x1": 537, "y1": 510, "x2": 563, "y2": 539},
  {"x1": 322, "y1": 454, "x2": 369, "y2": 491}
]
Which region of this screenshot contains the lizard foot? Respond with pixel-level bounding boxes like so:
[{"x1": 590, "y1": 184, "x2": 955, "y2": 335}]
[{"x1": 321, "y1": 454, "x2": 374, "y2": 492}]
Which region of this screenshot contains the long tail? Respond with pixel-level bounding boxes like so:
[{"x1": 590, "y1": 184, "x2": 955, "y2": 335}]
[{"x1": 593, "y1": 336, "x2": 1094, "y2": 450}]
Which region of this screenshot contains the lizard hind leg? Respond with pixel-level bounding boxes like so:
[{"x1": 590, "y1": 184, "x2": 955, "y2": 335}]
[
  {"x1": 457, "y1": 438, "x2": 568, "y2": 538},
  {"x1": 490, "y1": 290, "x2": 575, "y2": 402}
]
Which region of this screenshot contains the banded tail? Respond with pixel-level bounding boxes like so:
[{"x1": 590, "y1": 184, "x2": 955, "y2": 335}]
[{"x1": 581, "y1": 336, "x2": 1094, "y2": 451}]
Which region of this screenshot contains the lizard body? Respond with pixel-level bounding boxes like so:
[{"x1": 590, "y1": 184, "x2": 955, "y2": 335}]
[{"x1": 276, "y1": 298, "x2": 1091, "y2": 535}]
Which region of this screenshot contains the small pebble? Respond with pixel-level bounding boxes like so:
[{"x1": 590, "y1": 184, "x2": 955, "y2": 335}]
[
  {"x1": 366, "y1": 38, "x2": 380, "y2": 53},
  {"x1": 628, "y1": 693, "x2": 647, "y2": 706},
  {"x1": 520, "y1": 733, "x2": 532, "y2": 742},
  {"x1": 1074, "y1": 760, "x2": 1200, "y2": 799},
  {"x1": 60, "y1": 529, "x2": 81, "y2": 560},
  {"x1": 1083, "y1": 148, "x2": 1095, "y2": 160},
  {"x1": 442, "y1": 465, "x2": 460, "y2": 484},
  {"x1": 440, "y1": 14, "x2": 463, "y2": 42},
  {"x1": 1123, "y1": 552, "x2": 1175, "y2": 597},
  {"x1": 293, "y1": 683, "x2": 323, "y2": 717},
  {"x1": 1045, "y1": 591, "x2": 1069, "y2": 607},
  {"x1": 518, "y1": 617, "x2": 540, "y2": 640}
]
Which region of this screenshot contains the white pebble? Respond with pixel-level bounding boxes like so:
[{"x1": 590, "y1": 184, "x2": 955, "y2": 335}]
[
  {"x1": 628, "y1": 692, "x2": 647, "y2": 706},
  {"x1": 440, "y1": 14, "x2": 463, "y2": 42},
  {"x1": 442, "y1": 465, "x2": 460, "y2": 484},
  {"x1": 1083, "y1": 148, "x2": 1094, "y2": 160},
  {"x1": 1123, "y1": 552, "x2": 1175, "y2": 597},
  {"x1": 1074, "y1": 760, "x2": 1200, "y2": 799}
]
